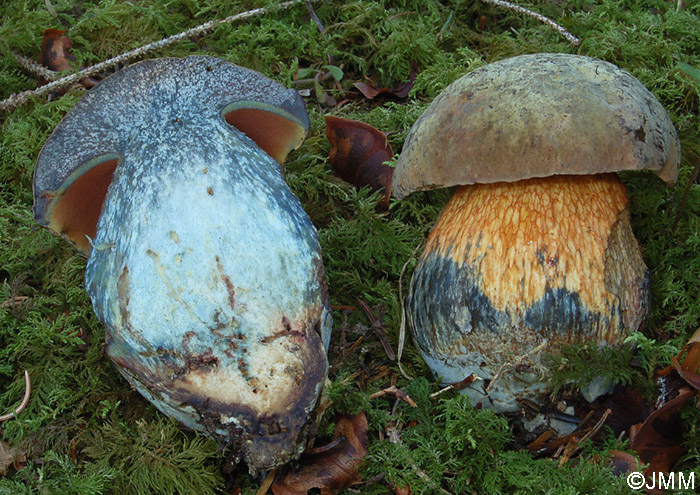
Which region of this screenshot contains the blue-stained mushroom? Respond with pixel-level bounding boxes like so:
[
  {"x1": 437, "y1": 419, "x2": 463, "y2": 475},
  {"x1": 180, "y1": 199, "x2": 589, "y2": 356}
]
[
  {"x1": 397, "y1": 54, "x2": 680, "y2": 427},
  {"x1": 331, "y1": 53, "x2": 680, "y2": 431},
  {"x1": 33, "y1": 55, "x2": 332, "y2": 472}
]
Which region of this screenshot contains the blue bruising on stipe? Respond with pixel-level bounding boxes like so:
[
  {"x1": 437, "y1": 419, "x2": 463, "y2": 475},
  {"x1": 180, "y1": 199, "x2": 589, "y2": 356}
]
[{"x1": 408, "y1": 244, "x2": 627, "y2": 357}]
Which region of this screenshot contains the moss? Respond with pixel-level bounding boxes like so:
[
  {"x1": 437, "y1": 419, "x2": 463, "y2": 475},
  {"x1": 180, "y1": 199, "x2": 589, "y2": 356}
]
[
  {"x1": 363, "y1": 379, "x2": 636, "y2": 495},
  {"x1": 1, "y1": 0, "x2": 699, "y2": 493}
]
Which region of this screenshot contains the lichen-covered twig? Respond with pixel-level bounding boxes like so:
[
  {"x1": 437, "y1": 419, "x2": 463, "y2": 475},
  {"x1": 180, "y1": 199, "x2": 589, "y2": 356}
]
[
  {"x1": 481, "y1": 0, "x2": 580, "y2": 46},
  {"x1": 0, "y1": 371, "x2": 31, "y2": 422},
  {"x1": 13, "y1": 53, "x2": 60, "y2": 81},
  {"x1": 1, "y1": 0, "x2": 316, "y2": 112}
]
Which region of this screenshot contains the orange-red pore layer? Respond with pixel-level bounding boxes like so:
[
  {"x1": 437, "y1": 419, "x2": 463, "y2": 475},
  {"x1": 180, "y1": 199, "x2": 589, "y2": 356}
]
[{"x1": 408, "y1": 173, "x2": 650, "y2": 392}]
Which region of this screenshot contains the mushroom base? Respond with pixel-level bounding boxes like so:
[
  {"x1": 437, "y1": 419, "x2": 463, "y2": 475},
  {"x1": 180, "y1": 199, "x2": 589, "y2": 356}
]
[{"x1": 408, "y1": 173, "x2": 650, "y2": 415}]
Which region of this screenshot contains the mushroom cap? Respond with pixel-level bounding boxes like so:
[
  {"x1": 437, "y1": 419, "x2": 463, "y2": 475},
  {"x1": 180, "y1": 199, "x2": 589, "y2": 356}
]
[
  {"x1": 33, "y1": 55, "x2": 309, "y2": 254},
  {"x1": 392, "y1": 53, "x2": 680, "y2": 199}
]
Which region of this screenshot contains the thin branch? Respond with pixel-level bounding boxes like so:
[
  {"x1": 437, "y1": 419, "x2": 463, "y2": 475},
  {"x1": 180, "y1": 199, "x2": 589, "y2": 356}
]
[
  {"x1": 13, "y1": 53, "x2": 60, "y2": 81},
  {"x1": 1, "y1": 0, "x2": 317, "y2": 112},
  {"x1": 485, "y1": 341, "x2": 547, "y2": 393},
  {"x1": 396, "y1": 239, "x2": 424, "y2": 380},
  {"x1": 256, "y1": 468, "x2": 276, "y2": 495},
  {"x1": 430, "y1": 373, "x2": 480, "y2": 398},
  {"x1": 369, "y1": 385, "x2": 418, "y2": 407},
  {"x1": 0, "y1": 371, "x2": 31, "y2": 422},
  {"x1": 481, "y1": 0, "x2": 580, "y2": 46}
]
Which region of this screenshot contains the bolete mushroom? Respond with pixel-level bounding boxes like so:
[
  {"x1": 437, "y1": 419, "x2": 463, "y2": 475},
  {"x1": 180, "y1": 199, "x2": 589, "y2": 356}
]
[
  {"x1": 332, "y1": 54, "x2": 680, "y2": 421},
  {"x1": 33, "y1": 55, "x2": 331, "y2": 472}
]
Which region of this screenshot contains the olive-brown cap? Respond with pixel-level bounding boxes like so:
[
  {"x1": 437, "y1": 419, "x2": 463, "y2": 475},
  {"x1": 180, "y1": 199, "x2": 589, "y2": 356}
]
[
  {"x1": 33, "y1": 55, "x2": 309, "y2": 254},
  {"x1": 392, "y1": 53, "x2": 680, "y2": 199}
]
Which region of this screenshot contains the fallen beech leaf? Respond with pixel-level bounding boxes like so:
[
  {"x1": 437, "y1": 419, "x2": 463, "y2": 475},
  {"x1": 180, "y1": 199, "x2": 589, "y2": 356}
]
[
  {"x1": 40, "y1": 29, "x2": 76, "y2": 74},
  {"x1": 0, "y1": 440, "x2": 26, "y2": 477},
  {"x1": 630, "y1": 388, "x2": 694, "y2": 474},
  {"x1": 39, "y1": 29, "x2": 98, "y2": 89},
  {"x1": 272, "y1": 413, "x2": 369, "y2": 495},
  {"x1": 325, "y1": 116, "x2": 394, "y2": 208},
  {"x1": 668, "y1": 327, "x2": 700, "y2": 390},
  {"x1": 672, "y1": 356, "x2": 700, "y2": 390},
  {"x1": 353, "y1": 62, "x2": 417, "y2": 100}
]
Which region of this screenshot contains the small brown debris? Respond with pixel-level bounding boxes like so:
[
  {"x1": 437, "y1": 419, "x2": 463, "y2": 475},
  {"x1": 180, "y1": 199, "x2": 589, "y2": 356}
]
[
  {"x1": 430, "y1": 373, "x2": 479, "y2": 398},
  {"x1": 395, "y1": 485, "x2": 411, "y2": 495},
  {"x1": 39, "y1": 29, "x2": 98, "y2": 89}
]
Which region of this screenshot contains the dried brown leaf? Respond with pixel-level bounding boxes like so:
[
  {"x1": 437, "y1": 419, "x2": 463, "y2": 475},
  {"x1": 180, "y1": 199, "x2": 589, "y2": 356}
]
[
  {"x1": 39, "y1": 29, "x2": 97, "y2": 89},
  {"x1": 0, "y1": 441, "x2": 26, "y2": 477},
  {"x1": 581, "y1": 384, "x2": 652, "y2": 437},
  {"x1": 353, "y1": 62, "x2": 417, "y2": 100},
  {"x1": 272, "y1": 414, "x2": 369, "y2": 495},
  {"x1": 606, "y1": 450, "x2": 641, "y2": 476},
  {"x1": 325, "y1": 116, "x2": 394, "y2": 208},
  {"x1": 630, "y1": 388, "x2": 695, "y2": 474},
  {"x1": 40, "y1": 29, "x2": 76, "y2": 73}
]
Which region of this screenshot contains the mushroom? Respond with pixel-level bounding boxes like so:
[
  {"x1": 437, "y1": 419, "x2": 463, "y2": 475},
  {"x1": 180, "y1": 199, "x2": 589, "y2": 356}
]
[
  {"x1": 33, "y1": 55, "x2": 332, "y2": 472},
  {"x1": 331, "y1": 53, "x2": 680, "y2": 422}
]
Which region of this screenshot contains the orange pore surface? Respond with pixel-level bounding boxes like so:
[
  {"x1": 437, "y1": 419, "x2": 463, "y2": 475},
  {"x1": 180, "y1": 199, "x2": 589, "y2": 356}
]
[
  {"x1": 426, "y1": 173, "x2": 630, "y2": 315},
  {"x1": 47, "y1": 158, "x2": 119, "y2": 255},
  {"x1": 224, "y1": 108, "x2": 306, "y2": 165}
]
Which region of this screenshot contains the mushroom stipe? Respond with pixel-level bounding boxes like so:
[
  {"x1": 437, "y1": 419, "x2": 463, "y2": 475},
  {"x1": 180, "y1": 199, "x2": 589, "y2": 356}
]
[{"x1": 409, "y1": 173, "x2": 650, "y2": 413}]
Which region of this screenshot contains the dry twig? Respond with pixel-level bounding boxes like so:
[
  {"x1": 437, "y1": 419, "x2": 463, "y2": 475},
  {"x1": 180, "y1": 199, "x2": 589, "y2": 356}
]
[
  {"x1": 481, "y1": 0, "x2": 580, "y2": 46},
  {"x1": 1, "y1": 0, "x2": 317, "y2": 112},
  {"x1": 556, "y1": 408, "x2": 612, "y2": 466},
  {"x1": 0, "y1": 296, "x2": 30, "y2": 308},
  {"x1": 256, "y1": 468, "x2": 276, "y2": 495},
  {"x1": 358, "y1": 298, "x2": 395, "y2": 361},
  {"x1": 13, "y1": 53, "x2": 60, "y2": 81},
  {"x1": 370, "y1": 385, "x2": 418, "y2": 407},
  {"x1": 430, "y1": 373, "x2": 480, "y2": 398},
  {"x1": 396, "y1": 239, "x2": 424, "y2": 380},
  {"x1": 0, "y1": 371, "x2": 31, "y2": 422}
]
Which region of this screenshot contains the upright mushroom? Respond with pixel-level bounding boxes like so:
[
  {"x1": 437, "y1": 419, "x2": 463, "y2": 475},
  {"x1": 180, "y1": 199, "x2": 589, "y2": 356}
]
[
  {"x1": 34, "y1": 55, "x2": 331, "y2": 472},
  {"x1": 330, "y1": 53, "x2": 680, "y2": 420}
]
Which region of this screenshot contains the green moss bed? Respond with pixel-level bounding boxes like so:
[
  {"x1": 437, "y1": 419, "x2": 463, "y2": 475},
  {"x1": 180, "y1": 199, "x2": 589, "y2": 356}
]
[{"x1": 1, "y1": 1, "x2": 699, "y2": 493}]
